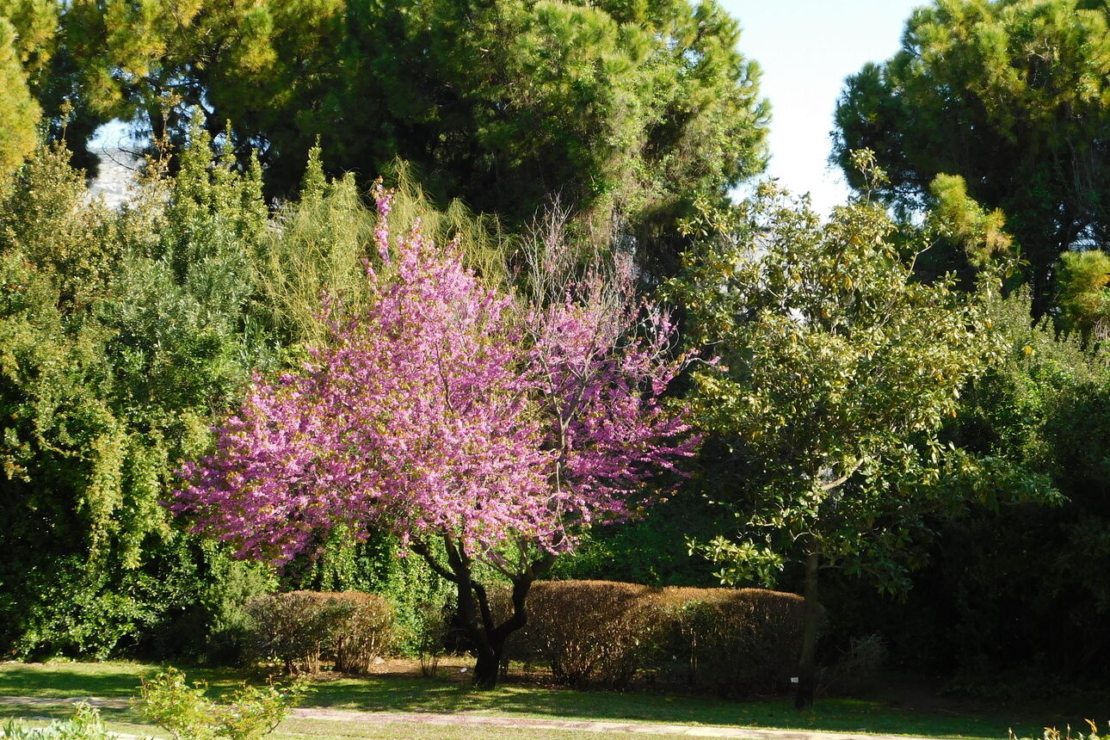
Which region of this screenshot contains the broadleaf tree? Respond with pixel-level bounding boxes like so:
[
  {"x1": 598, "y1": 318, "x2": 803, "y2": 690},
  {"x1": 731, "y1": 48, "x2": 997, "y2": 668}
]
[
  {"x1": 0, "y1": 15, "x2": 39, "y2": 183},
  {"x1": 174, "y1": 186, "x2": 695, "y2": 688},
  {"x1": 670, "y1": 175, "x2": 997, "y2": 708},
  {"x1": 0, "y1": 129, "x2": 275, "y2": 659}
]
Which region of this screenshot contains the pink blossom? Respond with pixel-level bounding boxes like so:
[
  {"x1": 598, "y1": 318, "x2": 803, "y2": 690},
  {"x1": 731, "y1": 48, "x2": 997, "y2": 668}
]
[{"x1": 173, "y1": 188, "x2": 695, "y2": 567}]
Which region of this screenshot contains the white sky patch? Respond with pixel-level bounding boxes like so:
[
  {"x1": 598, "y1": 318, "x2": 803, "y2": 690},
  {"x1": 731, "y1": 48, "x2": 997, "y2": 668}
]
[{"x1": 721, "y1": 0, "x2": 926, "y2": 215}]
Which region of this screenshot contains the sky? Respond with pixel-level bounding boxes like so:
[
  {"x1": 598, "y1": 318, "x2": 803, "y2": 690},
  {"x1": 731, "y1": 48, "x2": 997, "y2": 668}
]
[{"x1": 719, "y1": 0, "x2": 926, "y2": 214}]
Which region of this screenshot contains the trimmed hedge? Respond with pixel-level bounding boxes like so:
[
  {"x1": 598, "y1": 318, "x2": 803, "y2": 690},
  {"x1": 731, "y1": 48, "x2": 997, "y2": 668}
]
[
  {"x1": 245, "y1": 591, "x2": 393, "y2": 674},
  {"x1": 504, "y1": 580, "x2": 813, "y2": 695},
  {"x1": 509, "y1": 581, "x2": 657, "y2": 687},
  {"x1": 659, "y1": 586, "x2": 812, "y2": 696}
]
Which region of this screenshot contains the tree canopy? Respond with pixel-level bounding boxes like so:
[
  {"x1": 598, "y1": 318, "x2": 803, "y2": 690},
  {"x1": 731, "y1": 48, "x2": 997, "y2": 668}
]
[
  {"x1": 24, "y1": 0, "x2": 768, "y2": 276},
  {"x1": 0, "y1": 128, "x2": 274, "y2": 658},
  {"x1": 669, "y1": 177, "x2": 1001, "y2": 707},
  {"x1": 833, "y1": 0, "x2": 1110, "y2": 312},
  {"x1": 174, "y1": 186, "x2": 695, "y2": 687},
  {"x1": 0, "y1": 16, "x2": 39, "y2": 182}
]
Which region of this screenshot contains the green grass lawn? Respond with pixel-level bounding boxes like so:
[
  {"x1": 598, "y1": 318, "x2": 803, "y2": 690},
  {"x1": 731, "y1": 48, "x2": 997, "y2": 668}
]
[{"x1": 0, "y1": 660, "x2": 1098, "y2": 740}]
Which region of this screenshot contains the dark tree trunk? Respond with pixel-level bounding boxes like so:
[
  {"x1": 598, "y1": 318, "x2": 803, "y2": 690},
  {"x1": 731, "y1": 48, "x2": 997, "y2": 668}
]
[
  {"x1": 467, "y1": 573, "x2": 537, "y2": 687},
  {"x1": 795, "y1": 548, "x2": 821, "y2": 710},
  {"x1": 466, "y1": 578, "x2": 503, "y2": 689},
  {"x1": 470, "y1": 633, "x2": 505, "y2": 689},
  {"x1": 413, "y1": 538, "x2": 554, "y2": 690}
]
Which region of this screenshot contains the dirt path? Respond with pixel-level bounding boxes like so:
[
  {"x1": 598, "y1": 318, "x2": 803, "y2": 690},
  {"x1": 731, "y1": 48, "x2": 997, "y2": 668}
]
[{"x1": 0, "y1": 695, "x2": 954, "y2": 740}]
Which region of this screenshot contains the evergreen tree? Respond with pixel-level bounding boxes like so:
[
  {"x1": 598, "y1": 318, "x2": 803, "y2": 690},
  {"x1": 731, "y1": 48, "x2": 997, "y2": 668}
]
[{"x1": 834, "y1": 0, "x2": 1110, "y2": 312}]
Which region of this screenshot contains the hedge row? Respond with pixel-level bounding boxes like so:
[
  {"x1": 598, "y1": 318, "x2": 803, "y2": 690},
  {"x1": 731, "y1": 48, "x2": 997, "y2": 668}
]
[
  {"x1": 502, "y1": 580, "x2": 814, "y2": 696},
  {"x1": 245, "y1": 591, "x2": 393, "y2": 674}
]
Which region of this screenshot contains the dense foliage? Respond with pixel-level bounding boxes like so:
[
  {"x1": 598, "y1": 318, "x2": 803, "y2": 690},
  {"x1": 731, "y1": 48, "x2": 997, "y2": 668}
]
[
  {"x1": 6, "y1": 0, "x2": 769, "y2": 279},
  {"x1": 828, "y1": 288, "x2": 1110, "y2": 687},
  {"x1": 833, "y1": 0, "x2": 1110, "y2": 311},
  {"x1": 0, "y1": 133, "x2": 274, "y2": 659},
  {"x1": 0, "y1": 14, "x2": 38, "y2": 182},
  {"x1": 668, "y1": 175, "x2": 1035, "y2": 706}
]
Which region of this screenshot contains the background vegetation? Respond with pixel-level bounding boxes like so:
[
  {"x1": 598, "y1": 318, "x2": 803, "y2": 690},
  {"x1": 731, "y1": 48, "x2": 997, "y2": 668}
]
[{"x1": 0, "y1": 0, "x2": 1108, "y2": 712}]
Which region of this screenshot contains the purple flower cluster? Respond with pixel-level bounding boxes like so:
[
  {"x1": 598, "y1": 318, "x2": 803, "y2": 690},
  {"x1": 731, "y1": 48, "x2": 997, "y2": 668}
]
[{"x1": 173, "y1": 189, "x2": 695, "y2": 565}]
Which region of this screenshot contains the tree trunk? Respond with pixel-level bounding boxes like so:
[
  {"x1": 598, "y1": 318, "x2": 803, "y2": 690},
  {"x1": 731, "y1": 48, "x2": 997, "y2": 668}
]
[
  {"x1": 466, "y1": 578, "x2": 501, "y2": 689},
  {"x1": 412, "y1": 539, "x2": 554, "y2": 690},
  {"x1": 794, "y1": 548, "x2": 821, "y2": 710},
  {"x1": 471, "y1": 635, "x2": 505, "y2": 689},
  {"x1": 469, "y1": 568, "x2": 545, "y2": 688}
]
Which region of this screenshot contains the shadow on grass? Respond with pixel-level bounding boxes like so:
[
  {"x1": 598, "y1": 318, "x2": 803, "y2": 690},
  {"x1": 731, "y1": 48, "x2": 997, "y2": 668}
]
[
  {"x1": 0, "y1": 662, "x2": 1071, "y2": 740},
  {"x1": 0, "y1": 662, "x2": 263, "y2": 703},
  {"x1": 0, "y1": 703, "x2": 145, "y2": 724},
  {"x1": 0, "y1": 663, "x2": 147, "y2": 700},
  {"x1": 306, "y1": 673, "x2": 1031, "y2": 740}
]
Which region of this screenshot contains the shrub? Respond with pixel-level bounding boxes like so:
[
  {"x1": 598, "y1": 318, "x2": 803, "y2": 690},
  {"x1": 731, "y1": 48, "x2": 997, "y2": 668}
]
[
  {"x1": 245, "y1": 592, "x2": 332, "y2": 674},
  {"x1": 331, "y1": 593, "x2": 394, "y2": 674},
  {"x1": 275, "y1": 529, "x2": 456, "y2": 660},
  {"x1": 244, "y1": 591, "x2": 393, "y2": 674},
  {"x1": 413, "y1": 596, "x2": 451, "y2": 677},
  {"x1": 197, "y1": 553, "x2": 278, "y2": 665},
  {"x1": 510, "y1": 580, "x2": 663, "y2": 687},
  {"x1": 140, "y1": 667, "x2": 307, "y2": 740},
  {"x1": 1011, "y1": 723, "x2": 1106, "y2": 740},
  {"x1": 504, "y1": 580, "x2": 810, "y2": 695},
  {"x1": 2, "y1": 703, "x2": 110, "y2": 740},
  {"x1": 658, "y1": 587, "x2": 811, "y2": 697},
  {"x1": 817, "y1": 632, "x2": 886, "y2": 697}
]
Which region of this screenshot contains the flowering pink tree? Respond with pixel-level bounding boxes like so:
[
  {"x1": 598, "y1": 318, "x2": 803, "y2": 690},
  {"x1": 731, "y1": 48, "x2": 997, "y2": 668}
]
[{"x1": 174, "y1": 190, "x2": 694, "y2": 687}]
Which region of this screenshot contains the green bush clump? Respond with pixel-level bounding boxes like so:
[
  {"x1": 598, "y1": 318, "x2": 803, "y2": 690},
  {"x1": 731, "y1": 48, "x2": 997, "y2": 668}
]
[
  {"x1": 244, "y1": 591, "x2": 393, "y2": 674},
  {"x1": 504, "y1": 580, "x2": 809, "y2": 695},
  {"x1": 331, "y1": 593, "x2": 395, "y2": 674},
  {"x1": 140, "y1": 667, "x2": 307, "y2": 740},
  {"x1": 2, "y1": 702, "x2": 110, "y2": 740}
]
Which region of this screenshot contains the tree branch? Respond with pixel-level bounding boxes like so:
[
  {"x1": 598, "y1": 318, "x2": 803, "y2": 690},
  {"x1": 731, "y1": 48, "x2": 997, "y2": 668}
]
[{"x1": 411, "y1": 540, "x2": 460, "y2": 584}]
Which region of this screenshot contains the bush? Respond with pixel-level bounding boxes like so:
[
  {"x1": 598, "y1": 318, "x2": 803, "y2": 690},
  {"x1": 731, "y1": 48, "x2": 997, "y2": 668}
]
[
  {"x1": 2, "y1": 703, "x2": 110, "y2": 740},
  {"x1": 413, "y1": 596, "x2": 451, "y2": 677},
  {"x1": 504, "y1": 580, "x2": 810, "y2": 695},
  {"x1": 817, "y1": 632, "x2": 886, "y2": 697},
  {"x1": 244, "y1": 591, "x2": 393, "y2": 674},
  {"x1": 140, "y1": 667, "x2": 307, "y2": 740},
  {"x1": 275, "y1": 526, "x2": 457, "y2": 660},
  {"x1": 658, "y1": 587, "x2": 811, "y2": 697},
  {"x1": 331, "y1": 593, "x2": 394, "y2": 674},
  {"x1": 1012, "y1": 723, "x2": 1106, "y2": 740},
  {"x1": 508, "y1": 581, "x2": 663, "y2": 687},
  {"x1": 196, "y1": 553, "x2": 278, "y2": 665}
]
